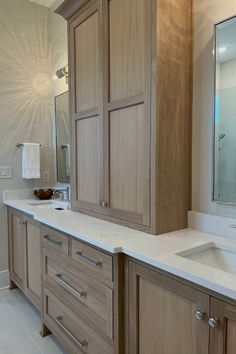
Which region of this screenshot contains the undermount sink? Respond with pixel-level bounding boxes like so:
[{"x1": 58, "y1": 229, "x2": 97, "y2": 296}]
[
  {"x1": 28, "y1": 200, "x2": 68, "y2": 211},
  {"x1": 176, "y1": 242, "x2": 236, "y2": 275}
]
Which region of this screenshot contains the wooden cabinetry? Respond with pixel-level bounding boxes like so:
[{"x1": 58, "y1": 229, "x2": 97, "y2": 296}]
[
  {"x1": 8, "y1": 207, "x2": 41, "y2": 310},
  {"x1": 41, "y1": 225, "x2": 124, "y2": 354},
  {"x1": 126, "y1": 259, "x2": 236, "y2": 354},
  {"x1": 56, "y1": 0, "x2": 192, "y2": 234}
]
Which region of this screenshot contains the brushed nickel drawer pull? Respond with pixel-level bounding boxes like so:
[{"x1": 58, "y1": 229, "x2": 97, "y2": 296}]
[
  {"x1": 55, "y1": 273, "x2": 87, "y2": 298},
  {"x1": 16, "y1": 218, "x2": 26, "y2": 225},
  {"x1": 43, "y1": 235, "x2": 62, "y2": 246},
  {"x1": 56, "y1": 316, "x2": 88, "y2": 349},
  {"x1": 75, "y1": 251, "x2": 102, "y2": 267}
]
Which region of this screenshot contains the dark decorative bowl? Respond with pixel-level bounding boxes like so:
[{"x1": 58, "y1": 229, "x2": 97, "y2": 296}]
[{"x1": 34, "y1": 188, "x2": 54, "y2": 200}]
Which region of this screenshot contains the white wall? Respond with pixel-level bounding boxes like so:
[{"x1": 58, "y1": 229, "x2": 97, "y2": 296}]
[{"x1": 192, "y1": 0, "x2": 236, "y2": 217}]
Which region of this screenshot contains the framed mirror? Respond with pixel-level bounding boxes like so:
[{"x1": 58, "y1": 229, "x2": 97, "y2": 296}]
[
  {"x1": 55, "y1": 91, "x2": 70, "y2": 183},
  {"x1": 214, "y1": 17, "x2": 236, "y2": 203}
]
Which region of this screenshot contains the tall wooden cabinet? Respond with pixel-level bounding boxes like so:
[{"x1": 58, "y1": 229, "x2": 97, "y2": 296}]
[
  {"x1": 8, "y1": 208, "x2": 42, "y2": 310},
  {"x1": 56, "y1": 0, "x2": 192, "y2": 234}
]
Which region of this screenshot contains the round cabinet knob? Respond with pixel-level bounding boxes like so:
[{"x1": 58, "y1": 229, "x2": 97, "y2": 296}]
[
  {"x1": 101, "y1": 201, "x2": 108, "y2": 208},
  {"x1": 208, "y1": 317, "x2": 219, "y2": 328},
  {"x1": 97, "y1": 201, "x2": 102, "y2": 207},
  {"x1": 194, "y1": 310, "x2": 206, "y2": 321}
]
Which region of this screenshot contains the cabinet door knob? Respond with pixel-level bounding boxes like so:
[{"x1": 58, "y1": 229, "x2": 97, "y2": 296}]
[
  {"x1": 194, "y1": 310, "x2": 206, "y2": 321},
  {"x1": 101, "y1": 201, "x2": 108, "y2": 208},
  {"x1": 97, "y1": 201, "x2": 102, "y2": 207},
  {"x1": 208, "y1": 317, "x2": 219, "y2": 328}
]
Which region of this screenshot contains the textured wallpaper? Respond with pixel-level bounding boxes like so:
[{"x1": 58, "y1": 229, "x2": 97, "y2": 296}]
[{"x1": 0, "y1": 0, "x2": 59, "y2": 272}]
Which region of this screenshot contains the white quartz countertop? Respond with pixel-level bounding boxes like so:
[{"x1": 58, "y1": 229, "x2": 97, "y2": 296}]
[{"x1": 4, "y1": 198, "x2": 236, "y2": 301}]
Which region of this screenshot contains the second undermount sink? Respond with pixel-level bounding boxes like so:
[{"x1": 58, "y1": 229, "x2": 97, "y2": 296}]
[{"x1": 176, "y1": 242, "x2": 236, "y2": 275}]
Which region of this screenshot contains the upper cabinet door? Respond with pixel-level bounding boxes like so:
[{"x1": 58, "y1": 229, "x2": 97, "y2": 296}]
[
  {"x1": 109, "y1": 0, "x2": 145, "y2": 102},
  {"x1": 103, "y1": 0, "x2": 151, "y2": 228},
  {"x1": 69, "y1": 1, "x2": 103, "y2": 213}
]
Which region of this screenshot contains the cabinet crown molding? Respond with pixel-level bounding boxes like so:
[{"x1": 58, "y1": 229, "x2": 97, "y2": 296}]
[{"x1": 55, "y1": 0, "x2": 90, "y2": 20}]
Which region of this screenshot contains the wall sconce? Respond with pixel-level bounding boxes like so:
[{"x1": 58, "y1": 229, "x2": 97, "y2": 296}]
[{"x1": 55, "y1": 64, "x2": 68, "y2": 84}]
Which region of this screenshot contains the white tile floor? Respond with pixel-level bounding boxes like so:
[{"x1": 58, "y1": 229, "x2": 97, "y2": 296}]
[{"x1": 0, "y1": 288, "x2": 68, "y2": 354}]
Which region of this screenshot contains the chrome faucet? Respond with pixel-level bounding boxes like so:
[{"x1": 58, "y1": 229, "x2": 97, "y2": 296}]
[{"x1": 53, "y1": 187, "x2": 70, "y2": 202}]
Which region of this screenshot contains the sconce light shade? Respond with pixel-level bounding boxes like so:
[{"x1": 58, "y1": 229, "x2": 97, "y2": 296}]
[{"x1": 56, "y1": 65, "x2": 69, "y2": 83}]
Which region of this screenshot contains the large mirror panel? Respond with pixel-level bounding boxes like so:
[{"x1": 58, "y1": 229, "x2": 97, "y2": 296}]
[
  {"x1": 214, "y1": 17, "x2": 236, "y2": 203},
  {"x1": 55, "y1": 91, "x2": 70, "y2": 183}
]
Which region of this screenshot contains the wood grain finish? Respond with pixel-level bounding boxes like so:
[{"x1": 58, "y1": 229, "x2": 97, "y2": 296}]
[
  {"x1": 41, "y1": 225, "x2": 69, "y2": 255},
  {"x1": 155, "y1": 0, "x2": 192, "y2": 234},
  {"x1": 57, "y1": 0, "x2": 192, "y2": 234},
  {"x1": 209, "y1": 297, "x2": 236, "y2": 354},
  {"x1": 43, "y1": 251, "x2": 113, "y2": 339},
  {"x1": 25, "y1": 220, "x2": 41, "y2": 310},
  {"x1": 71, "y1": 238, "x2": 113, "y2": 282},
  {"x1": 11, "y1": 213, "x2": 26, "y2": 288},
  {"x1": 76, "y1": 116, "x2": 101, "y2": 204},
  {"x1": 109, "y1": 0, "x2": 145, "y2": 101},
  {"x1": 44, "y1": 288, "x2": 113, "y2": 354},
  {"x1": 75, "y1": 11, "x2": 99, "y2": 112},
  {"x1": 127, "y1": 260, "x2": 209, "y2": 354},
  {"x1": 108, "y1": 104, "x2": 150, "y2": 226}
]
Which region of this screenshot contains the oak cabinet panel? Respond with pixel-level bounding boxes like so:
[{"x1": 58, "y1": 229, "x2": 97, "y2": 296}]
[
  {"x1": 76, "y1": 116, "x2": 101, "y2": 205},
  {"x1": 75, "y1": 10, "x2": 99, "y2": 112},
  {"x1": 8, "y1": 208, "x2": 41, "y2": 310},
  {"x1": 9, "y1": 211, "x2": 26, "y2": 289},
  {"x1": 107, "y1": 104, "x2": 150, "y2": 226},
  {"x1": 210, "y1": 297, "x2": 236, "y2": 354},
  {"x1": 25, "y1": 221, "x2": 41, "y2": 309},
  {"x1": 127, "y1": 261, "x2": 210, "y2": 354},
  {"x1": 109, "y1": 0, "x2": 145, "y2": 101}
]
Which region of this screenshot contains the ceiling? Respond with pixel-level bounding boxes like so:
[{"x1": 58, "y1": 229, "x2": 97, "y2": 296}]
[{"x1": 28, "y1": 0, "x2": 56, "y2": 7}]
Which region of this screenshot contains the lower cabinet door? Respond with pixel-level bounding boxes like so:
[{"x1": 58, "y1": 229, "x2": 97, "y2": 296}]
[
  {"x1": 127, "y1": 261, "x2": 210, "y2": 354},
  {"x1": 25, "y1": 220, "x2": 41, "y2": 310},
  {"x1": 210, "y1": 297, "x2": 236, "y2": 354}
]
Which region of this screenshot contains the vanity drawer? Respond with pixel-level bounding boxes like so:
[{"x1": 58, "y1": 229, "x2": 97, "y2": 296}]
[
  {"x1": 44, "y1": 288, "x2": 113, "y2": 354},
  {"x1": 41, "y1": 225, "x2": 69, "y2": 255},
  {"x1": 71, "y1": 239, "x2": 113, "y2": 282},
  {"x1": 44, "y1": 253, "x2": 113, "y2": 339}
]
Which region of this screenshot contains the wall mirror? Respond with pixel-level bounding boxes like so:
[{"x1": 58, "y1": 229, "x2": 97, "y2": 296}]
[
  {"x1": 55, "y1": 91, "x2": 70, "y2": 183},
  {"x1": 214, "y1": 17, "x2": 236, "y2": 203}
]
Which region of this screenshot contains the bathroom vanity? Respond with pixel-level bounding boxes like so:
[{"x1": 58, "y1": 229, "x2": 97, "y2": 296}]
[{"x1": 5, "y1": 199, "x2": 236, "y2": 354}]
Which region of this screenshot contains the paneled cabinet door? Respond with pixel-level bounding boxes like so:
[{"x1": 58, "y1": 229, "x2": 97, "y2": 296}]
[
  {"x1": 210, "y1": 297, "x2": 236, "y2": 354},
  {"x1": 69, "y1": 0, "x2": 104, "y2": 214},
  {"x1": 127, "y1": 261, "x2": 210, "y2": 354},
  {"x1": 8, "y1": 210, "x2": 27, "y2": 290},
  {"x1": 25, "y1": 220, "x2": 41, "y2": 310},
  {"x1": 102, "y1": 0, "x2": 152, "y2": 228}
]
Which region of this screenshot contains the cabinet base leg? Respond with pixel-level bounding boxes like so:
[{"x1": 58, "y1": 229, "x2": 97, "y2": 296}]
[
  {"x1": 9, "y1": 280, "x2": 17, "y2": 290},
  {"x1": 40, "y1": 323, "x2": 51, "y2": 337}
]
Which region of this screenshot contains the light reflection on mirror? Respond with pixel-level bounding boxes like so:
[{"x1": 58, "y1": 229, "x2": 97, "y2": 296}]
[
  {"x1": 55, "y1": 91, "x2": 70, "y2": 183},
  {"x1": 214, "y1": 17, "x2": 236, "y2": 203}
]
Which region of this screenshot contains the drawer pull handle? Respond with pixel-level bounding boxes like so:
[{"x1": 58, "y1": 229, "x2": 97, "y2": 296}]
[
  {"x1": 56, "y1": 316, "x2": 88, "y2": 349},
  {"x1": 75, "y1": 251, "x2": 102, "y2": 267},
  {"x1": 16, "y1": 218, "x2": 26, "y2": 225},
  {"x1": 55, "y1": 273, "x2": 87, "y2": 298},
  {"x1": 43, "y1": 235, "x2": 62, "y2": 246}
]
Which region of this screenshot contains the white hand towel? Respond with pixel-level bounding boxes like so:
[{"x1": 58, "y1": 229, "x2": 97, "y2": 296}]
[
  {"x1": 22, "y1": 143, "x2": 41, "y2": 179},
  {"x1": 65, "y1": 144, "x2": 70, "y2": 177}
]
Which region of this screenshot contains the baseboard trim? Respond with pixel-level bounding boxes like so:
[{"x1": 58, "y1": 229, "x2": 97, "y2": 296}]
[{"x1": 0, "y1": 270, "x2": 10, "y2": 290}]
